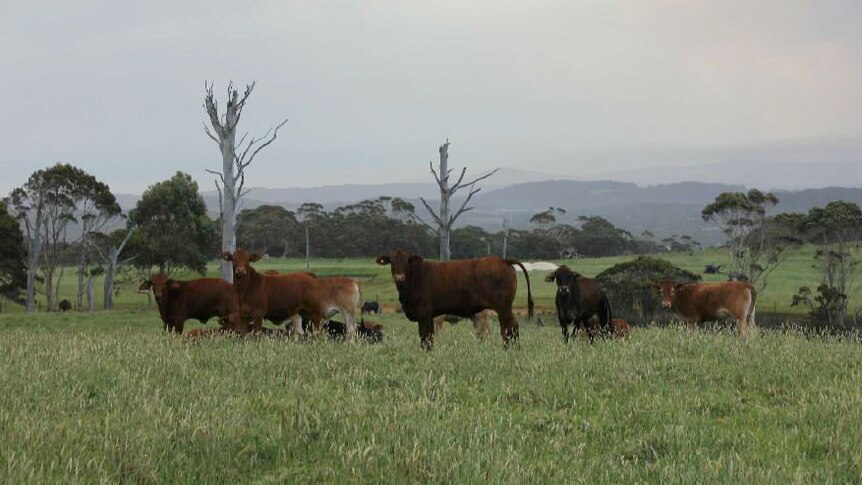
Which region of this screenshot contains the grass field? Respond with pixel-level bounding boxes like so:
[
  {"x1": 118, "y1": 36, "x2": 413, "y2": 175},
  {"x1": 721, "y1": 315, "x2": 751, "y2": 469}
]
[
  {"x1": 2, "y1": 249, "x2": 862, "y2": 482},
  {"x1": 2, "y1": 312, "x2": 862, "y2": 483},
  {"x1": 5, "y1": 246, "x2": 861, "y2": 316}
]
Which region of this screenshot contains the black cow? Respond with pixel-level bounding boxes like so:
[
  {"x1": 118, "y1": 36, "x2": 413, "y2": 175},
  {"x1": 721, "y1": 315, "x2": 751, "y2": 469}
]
[
  {"x1": 545, "y1": 265, "x2": 612, "y2": 343},
  {"x1": 361, "y1": 300, "x2": 380, "y2": 314},
  {"x1": 58, "y1": 299, "x2": 72, "y2": 312},
  {"x1": 323, "y1": 319, "x2": 384, "y2": 343},
  {"x1": 704, "y1": 264, "x2": 722, "y2": 275}
]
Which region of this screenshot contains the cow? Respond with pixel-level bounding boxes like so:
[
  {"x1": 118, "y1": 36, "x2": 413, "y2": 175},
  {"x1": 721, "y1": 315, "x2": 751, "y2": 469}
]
[
  {"x1": 221, "y1": 250, "x2": 326, "y2": 334},
  {"x1": 433, "y1": 309, "x2": 493, "y2": 340},
  {"x1": 304, "y1": 276, "x2": 362, "y2": 335},
  {"x1": 376, "y1": 249, "x2": 534, "y2": 350},
  {"x1": 653, "y1": 280, "x2": 756, "y2": 337},
  {"x1": 323, "y1": 319, "x2": 385, "y2": 343},
  {"x1": 545, "y1": 265, "x2": 612, "y2": 343},
  {"x1": 58, "y1": 299, "x2": 72, "y2": 312},
  {"x1": 361, "y1": 300, "x2": 380, "y2": 314},
  {"x1": 704, "y1": 264, "x2": 722, "y2": 275},
  {"x1": 588, "y1": 317, "x2": 631, "y2": 339},
  {"x1": 138, "y1": 273, "x2": 237, "y2": 334}
]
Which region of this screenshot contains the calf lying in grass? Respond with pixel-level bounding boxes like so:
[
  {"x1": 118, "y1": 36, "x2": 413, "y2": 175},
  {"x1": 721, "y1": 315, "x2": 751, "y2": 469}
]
[{"x1": 323, "y1": 319, "x2": 384, "y2": 343}]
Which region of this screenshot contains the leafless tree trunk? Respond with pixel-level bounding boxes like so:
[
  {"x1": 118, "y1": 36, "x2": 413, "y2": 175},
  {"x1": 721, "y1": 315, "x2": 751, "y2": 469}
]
[
  {"x1": 89, "y1": 229, "x2": 135, "y2": 311},
  {"x1": 86, "y1": 275, "x2": 96, "y2": 313},
  {"x1": 305, "y1": 225, "x2": 310, "y2": 271},
  {"x1": 501, "y1": 214, "x2": 511, "y2": 259},
  {"x1": 203, "y1": 81, "x2": 288, "y2": 282},
  {"x1": 417, "y1": 140, "x2": 498, "y2": 261},
  {"x1": 20, "y1": 195, "x2": 45, "y2": 312}
]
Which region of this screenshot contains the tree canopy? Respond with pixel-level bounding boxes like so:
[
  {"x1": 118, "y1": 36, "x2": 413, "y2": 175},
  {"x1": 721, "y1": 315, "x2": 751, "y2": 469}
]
[
  {"x1": 0, "y1": 200, "x2": 27, "y2": 304},
  {"x1": 127, "y1": 172, "x2": 217, "y2": 274}
]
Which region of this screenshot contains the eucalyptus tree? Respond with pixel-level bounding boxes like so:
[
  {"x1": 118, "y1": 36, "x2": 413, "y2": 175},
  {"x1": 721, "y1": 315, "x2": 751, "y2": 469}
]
[
  {"x1": 417, "y1": 140, "x2": 498, "y2": 260},
  {"x1": 202, "y1": 81, "x2": 288, "y2": 282}
]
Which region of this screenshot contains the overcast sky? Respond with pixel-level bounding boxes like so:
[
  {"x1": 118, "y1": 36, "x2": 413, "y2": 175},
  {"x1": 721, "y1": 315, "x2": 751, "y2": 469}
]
[{"x1": 1, "y1": 0, "x2": 861, "y2": 195}]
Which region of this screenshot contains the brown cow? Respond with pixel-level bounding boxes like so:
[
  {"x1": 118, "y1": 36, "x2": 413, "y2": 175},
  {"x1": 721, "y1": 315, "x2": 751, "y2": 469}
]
[
  {"x1": 222, "y1": 250, "x2": 326, "y2": 334},
  {"x1": 654, "y1": 280, "x2": 756, "y2": 336},
  {"x1": 545, "y1": 265, "x2": 613, "y2": 343},
  {"x1": 588, "y1": 318, "x2": 631, "y2": 339},
  {"x1": 300, "y1": 276, "x2": 362, "y2": 334},
  {"x1": 139, "y1": 273, "x2": 237, "y2": 334},
  {"x1": 376, "y1": 250, "x2": 534, "y2": 350}
]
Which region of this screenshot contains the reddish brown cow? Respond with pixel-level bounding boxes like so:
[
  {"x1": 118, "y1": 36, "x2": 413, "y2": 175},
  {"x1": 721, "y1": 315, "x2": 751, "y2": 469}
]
[
  {"x1": 654, "y1": 280, "x2": 757, "y2": 336},
  {"x1": 222, "y1": 250, "x2": 327, "y2": 333},
  {"x1": 138, "y1": 273, "x2": 237, "y2": 334},
  {"x1": 376, "y1": 249, "x2": 534, "y2": 350}
]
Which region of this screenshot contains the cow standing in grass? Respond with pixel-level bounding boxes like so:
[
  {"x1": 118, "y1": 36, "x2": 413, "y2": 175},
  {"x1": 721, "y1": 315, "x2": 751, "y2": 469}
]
[
  {"x1": 376, "y1": 249, "x2": 534, "y2": 350},
  {"x1": 654, "y1": 280, "x2": 756, "y2": 337},
  {"x1": 139, "y1": 273, "x2": 237, "y2": 334},
  {"x1": 222, "y1": 250, "x2": 325, "y2": 334},
  {"x1": 545, "y1": 265, "x2": 613, "y2": 343}
]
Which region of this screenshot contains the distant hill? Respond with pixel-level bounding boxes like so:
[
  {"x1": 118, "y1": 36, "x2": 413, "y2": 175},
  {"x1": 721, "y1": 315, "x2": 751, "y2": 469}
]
[{"x1": 115, "y1": 180, "x2": 862, "y2": 248}]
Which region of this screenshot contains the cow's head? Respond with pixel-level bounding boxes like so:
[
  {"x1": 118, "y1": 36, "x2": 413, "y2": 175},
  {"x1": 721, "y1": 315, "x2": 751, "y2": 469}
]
[
  {"x1": 653, "y1": 280, "x2": 685, "y2": 309},
  {"x1": 139, "y1": 273, "x2": 180, "y2": 306},
  {"x1": 222, "y1": 249, "x2": 261, "y2": 280},
  {"x1": 376, "y1": 249, "x2": 422, "y2": 284},
  {"x1": 545, "y1": 265, "x2": 578, "y2": 294}
]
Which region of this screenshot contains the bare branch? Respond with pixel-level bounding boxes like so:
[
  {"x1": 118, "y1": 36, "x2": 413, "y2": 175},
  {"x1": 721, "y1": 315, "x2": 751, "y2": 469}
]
[
  {"x1": 238, "y1": 118, "x2": 289, "y2": 172},
  {"x1": 412, "y1": 213, "x2": 436, "y2": 231},
  {"x1": 428, "y1": 161, "x2": 442, "y2": 187},
  {"x1": 418, "y1": 197, "x2": 443, "y2": 227},
  {"x1": 453, "y1": 168, "x2": 500, "y2": 194},
  {"x1": 205, "y1": 169, "x2": 226, "y2": 187},
  {"x1": 449, "y1": 167, "x2": 468, "y2": 192},
  {"x1": 202, "y1": 122, "x2": 219, "y2": 144},
  {"x1": 450, "y1": 185, "x2": 482, "y2": 224}
]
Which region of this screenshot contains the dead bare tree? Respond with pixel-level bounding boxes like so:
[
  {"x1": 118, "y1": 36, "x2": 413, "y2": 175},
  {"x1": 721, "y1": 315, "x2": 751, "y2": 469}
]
[
  {"x1": 417, "y1": 140, "x2": 498, "y2": 261},
  {"x1": 501, "y1": 213, "x2": 511, "y2": 259},
  {"x1": 203, "y1": 81, "x2": 288, "y2": 282}
]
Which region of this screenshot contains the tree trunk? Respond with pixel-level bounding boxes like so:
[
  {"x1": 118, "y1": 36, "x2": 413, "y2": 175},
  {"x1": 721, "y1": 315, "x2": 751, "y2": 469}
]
[
  {"x1": 305, "y1": 225, "x2": 310, "y2": 271},
  {"x1": 25, "y1": 258, "x2": 37, "y2": 313},
  {"x1": 54, "y1": 265, "x2": 64, "y2": 309},
  {"x1": 44, "y1": 265, "x2": 54, "y2": 311},
  {"x1": 76, "y1": 252, "x2": 86, "y2": 310},
  {"x1": 502, "y1": 233, "x2": 509, "y2": 259},
  {"x1": 87, "y1": 277, "x2": 96, "y2": 312},
  {"x1": 220, "y1": 138, "x2": 237, "y2": 283},
  {"x1": 438, "y1": 143, "x2": 450, "y2": 261},
  {"x1": 103, "y1": 267, "x2": 114, "y2": 311}
]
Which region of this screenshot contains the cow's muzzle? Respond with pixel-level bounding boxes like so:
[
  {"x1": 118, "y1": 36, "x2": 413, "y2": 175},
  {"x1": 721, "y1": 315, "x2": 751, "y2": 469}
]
[
  {"x1": 393, "y1": 273, "x2": 406, "y2": 283},
  {"x1": 661, "y1": 301, "x2": 672, "y2": 309}
]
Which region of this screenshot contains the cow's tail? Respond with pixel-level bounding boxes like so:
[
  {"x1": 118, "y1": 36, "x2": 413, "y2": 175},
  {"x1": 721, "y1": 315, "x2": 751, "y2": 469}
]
[
  {"x1": 601, "y1": 295, "x2": 613, "y2": 336},
  {"x1": 506, "y1": 259, "x2": 535, "y2": 319}
]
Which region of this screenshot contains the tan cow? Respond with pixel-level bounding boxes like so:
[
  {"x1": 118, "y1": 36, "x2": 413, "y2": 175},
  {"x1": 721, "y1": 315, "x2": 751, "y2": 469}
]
[
  {"x1": 654, "y1": 280, "x2": 756, "y2": 336},
  {"x1": 433, "y1": 309, "x2": 493, "y2": 340}
]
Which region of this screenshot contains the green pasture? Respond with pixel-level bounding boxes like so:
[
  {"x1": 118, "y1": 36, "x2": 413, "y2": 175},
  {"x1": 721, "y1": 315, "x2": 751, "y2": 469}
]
[
  {"x1": 6, "y1": 246, "x2": 860, "y2": 317},
  {"x1": 1, "y1": 312, "x2": 861, "y2": 483}
]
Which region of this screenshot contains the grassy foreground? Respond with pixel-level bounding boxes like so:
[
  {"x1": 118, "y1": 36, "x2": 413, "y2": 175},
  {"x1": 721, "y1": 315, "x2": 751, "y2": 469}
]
[{"x1": 2, "y1": 312, "x2": 862, "y2": 483}]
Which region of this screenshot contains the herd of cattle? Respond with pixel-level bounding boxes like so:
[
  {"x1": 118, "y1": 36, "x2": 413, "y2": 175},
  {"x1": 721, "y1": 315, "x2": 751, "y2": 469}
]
[{"x1": 138, "y1": 248, "x2": 758, "y2": 349}]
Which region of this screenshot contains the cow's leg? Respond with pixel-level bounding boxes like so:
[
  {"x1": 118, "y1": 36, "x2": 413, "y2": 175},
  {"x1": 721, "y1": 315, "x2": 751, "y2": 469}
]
[
  {"x1": 498, "y1": 311, "x2": 519, "y2": 348},
  {"x1": 252, "y1": 314, "x2": 264, "y2": 334},
  {"x1": 289, "y1": 314, "x2": 304, "y2": 336},
  {"x1": 418, "y1": 317, "x2": 435, "y2": 351},
  {"x1": 471, "y1": 312, "x2": 490, "y2": 341},
  {"x1": 344, "y1": 310, "x2": 357, "y2": 335},
  {"x1": 175, "y1": 320, "x2": 185, "y2": 335},
  {"x1": 583, "y1": 318, "x2": 597, "y2": 344}
]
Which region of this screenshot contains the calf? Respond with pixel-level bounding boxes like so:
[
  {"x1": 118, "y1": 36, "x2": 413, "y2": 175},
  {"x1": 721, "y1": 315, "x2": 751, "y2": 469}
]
[
  {"x1": 222, "y1": 250, "x2": 326, "y2": 334},
  {"x1": 323, "y1": 319, "x2": 385, "y2": 343},
  {"x1": 654, "y1": 280, "x2": 756, "y2": 336},
  {"x1": 361, "y1": 300, "x2": 380, "y2": 314},
  {"x1": 376, "y1": 250, "x2": 534, "y2": 350},
  {"x1": 58, "y1": 299, "x2": 72, "y2": 312},
  {"x1": 545, "y1": 265, "x2": 612, "y2": 343},
  {"x1": 303, "y1": 276, "x2": 362, "y2": 335},
  {"x1": 139, "y1": 273, "x2": 237, "y2": 334},
  {"x1": 588, "y1": 318, "x2": 631, "y2": 339}
]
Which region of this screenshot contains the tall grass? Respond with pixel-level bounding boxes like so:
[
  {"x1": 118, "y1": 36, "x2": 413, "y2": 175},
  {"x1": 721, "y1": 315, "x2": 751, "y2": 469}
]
[{"x1": 2, "y1": 312, "x2": 861, "y2": 483}]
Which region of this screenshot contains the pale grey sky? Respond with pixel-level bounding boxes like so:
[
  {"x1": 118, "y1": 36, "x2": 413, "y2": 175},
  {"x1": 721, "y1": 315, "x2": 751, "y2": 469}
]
[{"x1": 1, "y1": 0, "x2": 861, "y2": 195}]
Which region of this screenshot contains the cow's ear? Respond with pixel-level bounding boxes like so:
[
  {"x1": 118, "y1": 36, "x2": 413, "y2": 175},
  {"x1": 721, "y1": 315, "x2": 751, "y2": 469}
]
[
  {"x1": 249, "y1": 253, "x2": 262, "y2": 262},
  {"x1": 138, "y1": 280, "x2": 152, "y2": 290},
  {"x1": 221, "y1": 251, "x2": 233, "y2": 261},
  {"x1": 376, "y1": 255, "x2": 391, "y2": 265},
  {"x1": 407, "y1": 255, "x2": 423, "y2": 264},
  {"x1": 544, "y1": 271, "x2": 557, "y2": 283},
  {"x1": 674, "y1": 283, "x2": 686, "y2": 291}
]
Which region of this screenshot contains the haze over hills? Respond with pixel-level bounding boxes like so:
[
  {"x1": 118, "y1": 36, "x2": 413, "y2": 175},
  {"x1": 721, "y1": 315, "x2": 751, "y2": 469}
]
[{"x1": 112, "y1": 169, "x2": 862, "y2": 248}]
